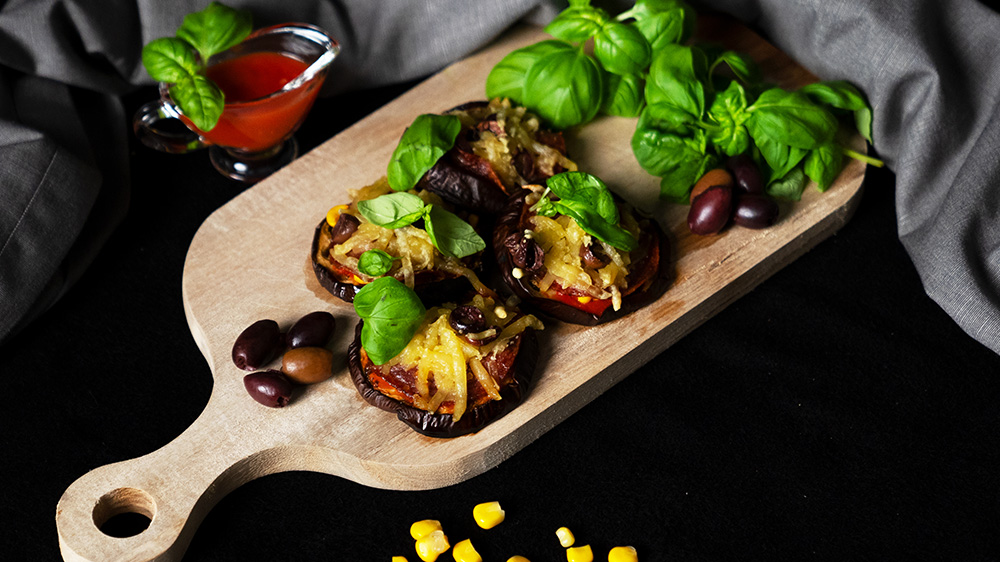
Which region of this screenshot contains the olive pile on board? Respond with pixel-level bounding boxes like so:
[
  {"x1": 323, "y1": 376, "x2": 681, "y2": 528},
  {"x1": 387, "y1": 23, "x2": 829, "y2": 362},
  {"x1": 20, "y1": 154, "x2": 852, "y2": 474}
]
[
  {"x1": 687, "y1": 154, "x2": 780, "y2": 235},
  {"x1": 232, "y1": 311, "x2": 337, "y2": 407}
]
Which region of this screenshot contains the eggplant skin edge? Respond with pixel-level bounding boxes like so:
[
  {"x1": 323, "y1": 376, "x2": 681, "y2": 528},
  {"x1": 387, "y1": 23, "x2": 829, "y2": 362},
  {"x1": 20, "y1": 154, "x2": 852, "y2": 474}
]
[
  {"x1": 311, "y1": 218, "x2": 480, "y2": 306},
  {"x1": 492, "y1": 190, "x2": 672, "y2": 326},
  {"x1": 347, "y1": 319, "x2": 540, "y2": 438}
]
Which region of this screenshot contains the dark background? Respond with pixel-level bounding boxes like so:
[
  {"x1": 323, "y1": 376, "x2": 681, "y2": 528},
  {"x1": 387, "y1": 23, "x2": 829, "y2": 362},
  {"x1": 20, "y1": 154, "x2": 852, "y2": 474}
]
[{"x1": 6, "y1": 19, "x2": 1000, "y2": 562}]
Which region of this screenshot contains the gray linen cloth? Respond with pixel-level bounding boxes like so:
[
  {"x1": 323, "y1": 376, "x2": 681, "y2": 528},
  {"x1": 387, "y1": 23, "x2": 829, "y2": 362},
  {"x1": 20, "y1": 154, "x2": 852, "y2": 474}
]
[{"x1": 1, "y1": 0, "x2": 998, "y2": 353}]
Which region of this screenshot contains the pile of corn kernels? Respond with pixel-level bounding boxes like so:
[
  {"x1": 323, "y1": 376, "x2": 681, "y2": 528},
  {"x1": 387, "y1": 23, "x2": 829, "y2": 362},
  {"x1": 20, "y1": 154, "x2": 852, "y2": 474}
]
[{"x1": 394, "y1": 501, "x2": 638, "y2": 562}]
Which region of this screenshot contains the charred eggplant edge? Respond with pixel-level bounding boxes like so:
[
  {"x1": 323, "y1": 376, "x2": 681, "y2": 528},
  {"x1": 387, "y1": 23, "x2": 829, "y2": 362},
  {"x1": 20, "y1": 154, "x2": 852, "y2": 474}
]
[{"x1": 347, "y1": 318, "x2": 539, "y2": 438}]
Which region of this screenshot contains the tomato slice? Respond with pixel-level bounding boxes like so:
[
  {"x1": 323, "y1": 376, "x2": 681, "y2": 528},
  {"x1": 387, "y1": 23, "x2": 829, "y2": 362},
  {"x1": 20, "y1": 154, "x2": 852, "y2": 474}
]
[{"x1": 544, "y1": 284, "x2": 614, "y2": 316}]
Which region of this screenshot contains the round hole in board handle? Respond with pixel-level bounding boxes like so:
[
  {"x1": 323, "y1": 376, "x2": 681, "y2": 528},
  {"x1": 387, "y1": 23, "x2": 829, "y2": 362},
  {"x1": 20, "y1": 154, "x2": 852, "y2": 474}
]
[{"x1": 92, "y1": 487, "x2": 157, "y2": 538}]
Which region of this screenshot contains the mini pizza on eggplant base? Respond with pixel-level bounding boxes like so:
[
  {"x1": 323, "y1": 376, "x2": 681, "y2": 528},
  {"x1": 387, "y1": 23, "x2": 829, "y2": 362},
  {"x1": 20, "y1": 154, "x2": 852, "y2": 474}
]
[
  {"x1": 348, "y1": 291, "x2": 542, "y2": 438},
  {"x1": 493, "y1": 179, "x2": 670, "y2": 326}
]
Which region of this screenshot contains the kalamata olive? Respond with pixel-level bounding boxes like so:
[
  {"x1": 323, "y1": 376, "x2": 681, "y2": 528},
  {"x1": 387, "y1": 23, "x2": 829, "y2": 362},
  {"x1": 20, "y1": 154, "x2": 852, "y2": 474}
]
[
  {"x1": 244, "y1": 370, "x2": 293, "y2": 408},
  {"x1": 232, "y1": 319, "x2": 283, "y2": 371},
  {"x1": 328, "y1": 213, "x2": 360, "y2": 245},
  {"x1": 449, "y1": 305, "x2": 488, "y2": 334},
  {"x1": 726, "y1": 153, "x2": 765, "y2": 194},
  {"x1": 688, "y1": 184, "x2": 733, "y2": 235},
  {"x1": 286, "y1": 311, "x2": 336, "y2": 349},
  {"x1": 733, "y1": 193, "x2": 780, "y2": 229},
  {"x1": 579, "y1": 243, "x2": 610, "y2": 269},
  {"x1": 281, "y1": 347, "x2": 334, "y2": 384},
  {"x1": 504, "y1": 233, "x2": 544, "y2": 271},
  {"x1": 690, "y1": 168, "x2": 734, "y2": 202}
]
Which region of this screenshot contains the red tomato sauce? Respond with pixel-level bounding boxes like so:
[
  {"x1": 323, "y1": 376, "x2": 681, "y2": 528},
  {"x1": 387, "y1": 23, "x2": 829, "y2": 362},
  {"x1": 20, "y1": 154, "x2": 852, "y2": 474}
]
[{"x1": 188, "y1": 52, "x2": 320, "y2": 152}]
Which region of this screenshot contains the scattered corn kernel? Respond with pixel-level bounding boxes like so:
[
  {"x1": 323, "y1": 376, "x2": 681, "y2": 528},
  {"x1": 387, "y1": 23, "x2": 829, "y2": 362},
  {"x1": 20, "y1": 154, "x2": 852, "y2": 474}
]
[
  {"x1": 608, "y1": 546, "x2": 638, "y2": 562},
  {"x1": 452, "y1": 538, "x2": 482, "y2": 562},
  {"x1": 473, "y1": 501, "x2": 506, "y2": 529},
  {"x1": 326, "y1": 204, "x2": 349, "y2": 226},
  {"x1": 410, "y1": 519, "x2": 443, "y2": 540},
  {"x1": 393, "y1": 557, "x2": 409, "y2": 562},
  {"x1": 577, "y1": 296, "x2": 592, "y2": 304},
  {"x1": 415, "y1": 529, "x2": 450, "y2": 562},
  {"x1": 507, "y1": 557, "x2": 531, "y2": 562},
  {"x1": 556, "y1": 527, "x2": 575, "y2": 547},
  {"x1": 566, "y1": 545, "x2": 593, "y2": 562},
  {"x1": 494, "y1": 305, "x2": 508, "y2": 319},
  {"x1": 512, "y1": 267, "x2": 524, "y2": 279}
]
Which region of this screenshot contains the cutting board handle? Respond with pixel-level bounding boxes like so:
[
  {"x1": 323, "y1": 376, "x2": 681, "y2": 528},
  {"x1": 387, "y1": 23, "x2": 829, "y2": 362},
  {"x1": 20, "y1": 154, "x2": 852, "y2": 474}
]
[{"x1": 55, "y1": 393, "x2": 267, "y2": 562}]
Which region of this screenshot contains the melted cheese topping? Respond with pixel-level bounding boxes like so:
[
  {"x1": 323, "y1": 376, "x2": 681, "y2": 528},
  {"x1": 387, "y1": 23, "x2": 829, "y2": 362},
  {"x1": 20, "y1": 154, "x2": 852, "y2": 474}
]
[{"x1": 527, "y1": 208, "x2": 641, "y2": 310}]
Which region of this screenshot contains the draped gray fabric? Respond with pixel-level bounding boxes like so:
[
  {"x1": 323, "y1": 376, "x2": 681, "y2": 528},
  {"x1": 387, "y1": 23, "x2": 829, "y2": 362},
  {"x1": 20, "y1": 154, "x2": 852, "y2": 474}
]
[{"x1": 1, "y1": 0, "x2": 998, "y2": 353}]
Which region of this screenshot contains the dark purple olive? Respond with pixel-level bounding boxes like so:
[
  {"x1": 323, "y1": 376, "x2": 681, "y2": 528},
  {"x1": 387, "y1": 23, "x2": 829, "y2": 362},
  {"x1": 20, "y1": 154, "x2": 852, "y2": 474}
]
[
  {"x1": 688, "y1": 184, "x2": 733, "y2": 235},
  {"x1": 726, "y1": 153, "x2": 765, "y2": 194},
  {"x1": 244, "y1": 370, "x2": 293, "y2": 408},
  {"x1": 733, "y1": 193, "x2": 780, "y2": 229},
  {"x1": 503, "y1": 233, "x2": 544, "y2": 271},
  {"x1": 232, "y1": 319, "x2": 283, "y2": 371},
  {"x1": 449, "y1": 305, "x2": 488, "y2": 334},
  {"x1": 286, "y1": 311, "x2": 336, "y2": 349},
  {"x1": 579, "y1": 244, "x2": 610, "y2": 269},
  {"x1": 328, "y1": 213, "x2": 360, "y2": 245}
]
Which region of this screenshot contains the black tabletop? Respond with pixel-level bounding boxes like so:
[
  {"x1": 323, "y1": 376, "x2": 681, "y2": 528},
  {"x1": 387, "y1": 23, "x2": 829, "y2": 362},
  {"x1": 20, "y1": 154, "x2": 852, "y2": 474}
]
[{"x1": 5, "y1": 77, "x2": 999, "y2": 561}]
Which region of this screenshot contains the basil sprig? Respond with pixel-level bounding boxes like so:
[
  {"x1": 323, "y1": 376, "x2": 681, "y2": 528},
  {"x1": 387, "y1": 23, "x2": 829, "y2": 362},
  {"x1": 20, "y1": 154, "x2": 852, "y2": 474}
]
[
  {"x1": 488, "y1": 0, "x2": 881, "y2": 203},
  {"x1": 387, "y1": 114, "x2": 462, "y2": 192},
  {"x1": 141, "y1": 2, "x2": 252, "y2": 131},
  {"x1": 353, "y1": 277, "x2": 426, "y2": 365},
  {"x1": 357, "y1": 192, "x2": 486, "y2": 259},
  {"x1": 533, "y1": 171, "x2": 638, "y2": 252}
]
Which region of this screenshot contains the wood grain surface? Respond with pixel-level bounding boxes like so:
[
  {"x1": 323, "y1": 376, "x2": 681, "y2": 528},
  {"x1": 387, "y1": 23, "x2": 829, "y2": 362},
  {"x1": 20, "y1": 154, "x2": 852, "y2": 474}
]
[{"x1": 56, "y1": 16, "x2": 867, "y2": 562}]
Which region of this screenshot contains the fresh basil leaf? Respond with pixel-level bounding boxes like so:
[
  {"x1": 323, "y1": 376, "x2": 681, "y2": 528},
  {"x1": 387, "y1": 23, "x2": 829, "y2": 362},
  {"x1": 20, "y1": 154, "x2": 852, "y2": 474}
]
[
  {"x1": 800, "y1": 80, "x2": 874, "y2": 144},
  {"x1": 766, "y1": 166, "x2": 808, "y2": 201},
  {"x1": 631, "y1": 119, "x2": 705, "y2": 176},
  {"x1": 624, "y1": 0, "x2": 696, "y2": 44},
  {"x1": 645, "y1": 44, "x2": 708, "y2": 120},
  {"x1": 707, "y1": 80, "x2": 750, "y2": 157},
  {"x1": 142, "y1": 37, "x2": 200, "y2": 83},
  {"x1": 709, "y1": 51, "x2": 762, "y2": 86},
  {"x1": 423, "y1": 205, "x2": 486, "y2": 259},
  {"x1": 170, "y1": 74, "x2": 225, "y2": 132},
  {"x1": 641, "y1": 102, "x2": 696, "y2": 135},
  {"x1": 387, "y1": 114, "x2": 462, "y2": 192},
  {"x1": 486, "y1": 40, "x2": 575, "y2": 102},
  {"x1": 746, "y1": 88, "x2": 838, "y2": 149},
  {"x1": 803, "y1": 142, "x2": 843, "y2": 192},
  {"x1": 554, "y1": 199, "x2": 637, "y2": 252},
  {"x1": 632, "y1": 9, "x2": 687, "y2": 51},
  {"x1": 358, "y1": 250, "x2": 397, "y2": 277},
  {"x1": 522, "y1": 49, "x2": 605, "y2": 129},
  {"x1": 354, "y1": 277, "x2": 426, "y2": 365},
  {"x1": 601, "y1": 73, "x2": 645, "y2": 117},
  {"x1": 753, "y1": 133, "x2": 808, "y2": 183},
  {"x1": 545, "y1": 171, "x2": 619, "y2": 224},
  {"x1": 357, "y1": 192, "x2": 428, "y2": 229},
  {"x1": 545, "y1": 6, "x2": 609, "y2": 43},
  {"x1": 594, "y1": 21, "x2": 651, "y2": 76},
  {"x1": 176, "y1": 1, "x2": 253, "y2": 63}
]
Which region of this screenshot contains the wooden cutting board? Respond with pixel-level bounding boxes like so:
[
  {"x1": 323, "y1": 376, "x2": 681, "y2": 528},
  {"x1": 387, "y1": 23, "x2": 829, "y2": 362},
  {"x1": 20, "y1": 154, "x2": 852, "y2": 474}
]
[{"x1": 56, "y1": 16, "x2": 868, "y2": 562}]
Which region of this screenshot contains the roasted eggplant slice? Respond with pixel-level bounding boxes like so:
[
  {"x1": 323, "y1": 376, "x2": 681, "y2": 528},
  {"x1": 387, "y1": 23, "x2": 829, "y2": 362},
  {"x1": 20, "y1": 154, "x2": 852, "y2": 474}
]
[
  {"x1": 417, "y1": 98, "x2": 578, "y2": 215},
  {"x1": 311, "y1": 177, "x2": 487, "y2": 304},
  {"x1": 493, "y1": 186, "x2": 670, "y2": 325},
  {"x1": 348, "y1": 294, "x2": 542, "y2": 438}
]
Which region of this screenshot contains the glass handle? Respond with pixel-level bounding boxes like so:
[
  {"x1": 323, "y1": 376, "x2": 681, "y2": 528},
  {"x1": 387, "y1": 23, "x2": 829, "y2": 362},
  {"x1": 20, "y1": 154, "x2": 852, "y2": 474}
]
[{"x1": 132, "y1": 100, "x2": 207, "y2": 154}]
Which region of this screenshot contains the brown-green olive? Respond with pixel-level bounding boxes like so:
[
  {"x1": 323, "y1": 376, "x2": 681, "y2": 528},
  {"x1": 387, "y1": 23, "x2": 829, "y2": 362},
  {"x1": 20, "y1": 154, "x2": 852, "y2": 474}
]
[{"x1": 281, "y1": 347, "x2": 334, "y2": 384}]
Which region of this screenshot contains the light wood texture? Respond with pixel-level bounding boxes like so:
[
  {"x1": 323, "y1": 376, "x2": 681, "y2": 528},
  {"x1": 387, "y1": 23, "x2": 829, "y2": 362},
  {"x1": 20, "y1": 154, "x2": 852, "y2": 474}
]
[{"x1": 56, "y1": 17, "x2": 867, "y2": 562}]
